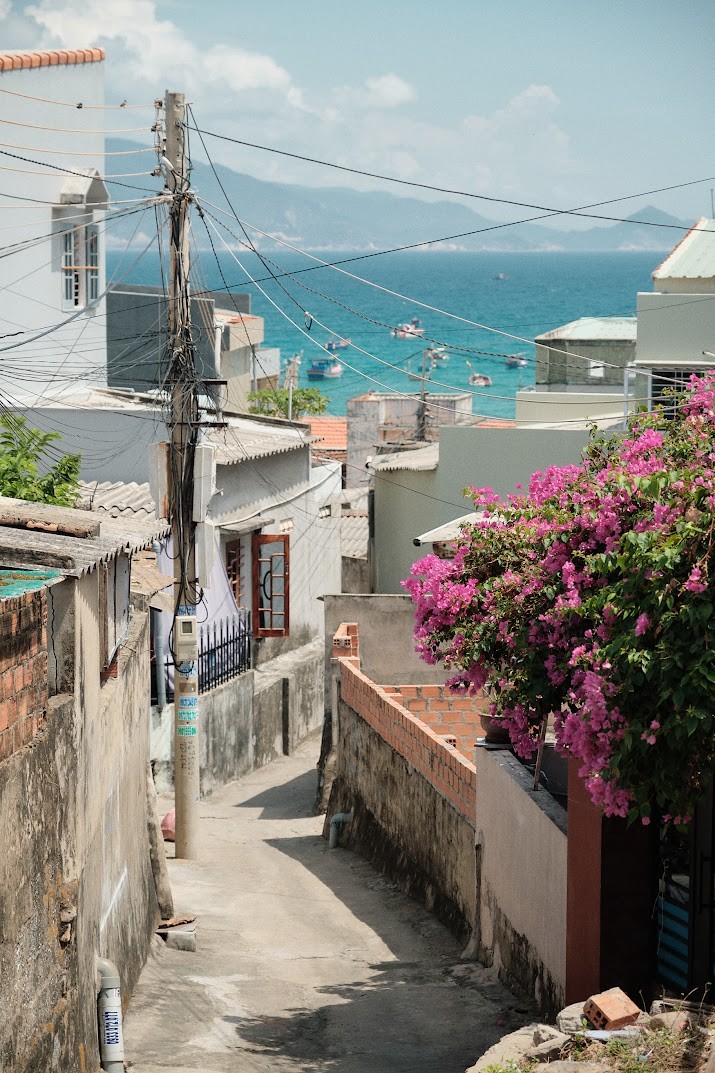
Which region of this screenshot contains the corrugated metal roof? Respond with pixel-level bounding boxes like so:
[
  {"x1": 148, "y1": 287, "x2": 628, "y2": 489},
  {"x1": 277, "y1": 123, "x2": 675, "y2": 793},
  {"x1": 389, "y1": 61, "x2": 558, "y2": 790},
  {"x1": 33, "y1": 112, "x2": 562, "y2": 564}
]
[
  {"x1": 414, "y1": 513, "x2": 482, "y2": 547},
  {"x1": 0, "y1": 498, "x2": 167, "y2": 577},
  {"x1": 371, "y1": 442, "x2": 440, "y2": 472},
  {"x1": 535, "y1": 317, "x2": 637, "y2": 342},
  {"x1": 653, "y1": 218, "x2": 715, "y2": 281},
  {"x1": 77, "y1": 480, "x2": 156, "y2": 519},
  {"x1": 341, "y1": 514, "x2": 368, "y2": 559},
  {"x1": 341, "y1": 487, "x2": 369, "y2": 512},
  {"x1": 206, "y1": 417, "x2": 309, "y2": 466}
]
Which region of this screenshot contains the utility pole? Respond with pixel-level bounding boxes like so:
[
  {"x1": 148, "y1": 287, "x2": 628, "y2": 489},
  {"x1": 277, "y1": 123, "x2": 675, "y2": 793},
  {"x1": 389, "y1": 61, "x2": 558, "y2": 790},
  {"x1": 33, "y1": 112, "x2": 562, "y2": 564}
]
[
  {"x1": 165, "y1": 90, "x2": 200, "y2": 859},
  {"x1": 283, "y1": 352, "x2": 301, "y2": 421}
]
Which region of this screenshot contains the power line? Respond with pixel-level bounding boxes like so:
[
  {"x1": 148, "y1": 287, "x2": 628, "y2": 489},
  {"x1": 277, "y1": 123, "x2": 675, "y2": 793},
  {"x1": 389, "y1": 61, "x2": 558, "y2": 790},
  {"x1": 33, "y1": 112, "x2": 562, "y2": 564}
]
[
  {"x1": 0, "y1": 85, "x2": 155, "y2": 110},
  {"x1": 187, "y1": 123, "x2": 715, "y2": 234}
]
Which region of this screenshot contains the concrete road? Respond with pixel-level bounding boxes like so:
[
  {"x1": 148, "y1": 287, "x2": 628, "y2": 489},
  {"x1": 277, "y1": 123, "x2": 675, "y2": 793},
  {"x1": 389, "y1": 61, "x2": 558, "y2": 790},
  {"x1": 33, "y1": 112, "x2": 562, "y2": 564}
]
[{"x1": 124, "y1": 735, "x2": 530, "y2": 1073}]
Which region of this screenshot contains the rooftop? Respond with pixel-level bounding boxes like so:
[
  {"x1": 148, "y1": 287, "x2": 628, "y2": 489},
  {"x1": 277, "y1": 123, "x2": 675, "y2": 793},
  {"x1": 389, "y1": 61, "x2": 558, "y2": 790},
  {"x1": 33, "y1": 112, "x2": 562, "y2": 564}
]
[
  {"x1": 0, "y1": 48, "x2": 105, "y2": 71},
  {"x1": 535, "y1": 316, "x2": 637, "y2": 343},
  {"x1": 305, "y1": 416, "x2": 348, "y2": 452},
  {"x1": 341, "y1": 514, "x2": 369, "y2": 559},
  {"x1": 370, "y1": 442, "x2": 440, "y2": 472},
  {"x1": 653, "y1": 217, "x2": 715, "y2": 281},
  {"x1": 0, "y1": 567, "x2": 62, "y2": 600},
  {"x1": 0, "y1": 497, "x2": 167, "y2": 577},
  {"x1": 77, "y1": 481, "x2": 156, "y2": 519}
]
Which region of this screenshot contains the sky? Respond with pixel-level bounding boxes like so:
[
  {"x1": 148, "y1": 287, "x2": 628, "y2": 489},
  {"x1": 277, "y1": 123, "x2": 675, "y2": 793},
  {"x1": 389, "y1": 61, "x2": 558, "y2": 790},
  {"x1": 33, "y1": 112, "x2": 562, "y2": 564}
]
[{"x1": 3, "y1": 0, "x2": 715, "y2": 228}]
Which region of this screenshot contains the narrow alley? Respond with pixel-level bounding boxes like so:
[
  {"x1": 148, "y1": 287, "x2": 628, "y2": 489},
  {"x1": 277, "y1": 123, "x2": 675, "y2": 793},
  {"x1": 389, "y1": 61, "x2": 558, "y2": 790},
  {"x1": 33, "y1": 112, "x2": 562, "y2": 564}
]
[{"x1": 124, "y1": 735, "x2": 530, "y2": 1073}]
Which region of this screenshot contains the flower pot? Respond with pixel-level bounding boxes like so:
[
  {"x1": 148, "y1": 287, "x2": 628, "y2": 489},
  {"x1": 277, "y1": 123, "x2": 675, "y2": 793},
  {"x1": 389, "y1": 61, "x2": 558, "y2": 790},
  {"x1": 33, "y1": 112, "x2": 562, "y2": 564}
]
[{"x1": 480, "y1": 715, "x2": 511, "y2": 745}]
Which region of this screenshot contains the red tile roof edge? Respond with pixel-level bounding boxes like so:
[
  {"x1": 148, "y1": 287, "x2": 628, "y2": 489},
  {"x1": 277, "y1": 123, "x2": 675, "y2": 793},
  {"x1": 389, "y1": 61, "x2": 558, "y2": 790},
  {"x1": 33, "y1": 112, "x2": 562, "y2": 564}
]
[{"x1": 0, "y1": 48, "x2": 105, "y2": 72}]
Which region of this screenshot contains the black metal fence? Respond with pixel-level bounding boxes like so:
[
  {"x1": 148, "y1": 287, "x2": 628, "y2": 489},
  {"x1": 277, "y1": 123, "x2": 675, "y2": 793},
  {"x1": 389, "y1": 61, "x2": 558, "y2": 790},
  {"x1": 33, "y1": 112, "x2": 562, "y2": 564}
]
[{"x1": 159, "y1": 612, "x2": 251, "y2": 701}]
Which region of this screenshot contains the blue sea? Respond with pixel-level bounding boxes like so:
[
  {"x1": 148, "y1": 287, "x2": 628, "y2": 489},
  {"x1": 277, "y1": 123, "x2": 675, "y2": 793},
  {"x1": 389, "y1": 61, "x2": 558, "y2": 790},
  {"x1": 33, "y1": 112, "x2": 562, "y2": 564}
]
[{"x1": 107, "y1": 249, "x2": 658, "y2": 418}]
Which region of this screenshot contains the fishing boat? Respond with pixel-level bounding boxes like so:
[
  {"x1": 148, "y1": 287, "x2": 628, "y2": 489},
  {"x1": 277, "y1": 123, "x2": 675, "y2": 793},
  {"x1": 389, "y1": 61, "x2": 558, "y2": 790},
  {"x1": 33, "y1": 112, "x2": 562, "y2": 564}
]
[
  {"x1": 505, "y1": 353, "x2": 527, "y2": 369},
  {"x1": 468, "y1": 372, "x2": 493, "y2": 387},
  {"x1": 306, "y1": 357, "x2": 343, "y2": 380},
  {"x1": 391, "y1": 317, "x2": 425, "y2": 339},
  {"x1": 426, "y1": 346, "x2": 449, "y2": 364},
  {"x1": 324, "y1": 337, "x2": 350, "y2": 352},
  {"x1": 494, "y1": 272, "x2": 508, "y2": 281}
]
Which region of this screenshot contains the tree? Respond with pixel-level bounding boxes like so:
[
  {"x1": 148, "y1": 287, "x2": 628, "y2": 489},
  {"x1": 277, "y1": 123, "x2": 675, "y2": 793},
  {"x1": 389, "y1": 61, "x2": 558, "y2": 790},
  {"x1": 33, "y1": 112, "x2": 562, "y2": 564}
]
[
  {"x1": 405, "y1": 374, "x2": 715, "y2": 826},
  {"x1": 247, "y1": 387, "x2": 329, "y2": 420},
  {"x1": 0, "y1": 415, "x2": 80, "y2": 506}
]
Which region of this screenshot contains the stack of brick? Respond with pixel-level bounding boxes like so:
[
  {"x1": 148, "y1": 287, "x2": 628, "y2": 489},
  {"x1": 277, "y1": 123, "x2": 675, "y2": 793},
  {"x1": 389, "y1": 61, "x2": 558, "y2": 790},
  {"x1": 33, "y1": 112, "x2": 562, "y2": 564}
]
[
  {"x1": 336, "y1": 651, "x2": 477, "y2": 821},
  {"x1": 388, "y1": 684, "x2": 490, "y2": 761},
  {"x1": 0, "y1": 589, "x2": 48, "y2": 760}
]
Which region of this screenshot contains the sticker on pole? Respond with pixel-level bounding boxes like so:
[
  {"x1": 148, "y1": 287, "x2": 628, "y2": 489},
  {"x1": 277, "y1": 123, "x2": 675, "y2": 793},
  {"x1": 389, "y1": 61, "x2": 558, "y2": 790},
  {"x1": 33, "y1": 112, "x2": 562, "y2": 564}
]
[{"x1": 178, "y1": 725, "x2": 198, "y2": 737}]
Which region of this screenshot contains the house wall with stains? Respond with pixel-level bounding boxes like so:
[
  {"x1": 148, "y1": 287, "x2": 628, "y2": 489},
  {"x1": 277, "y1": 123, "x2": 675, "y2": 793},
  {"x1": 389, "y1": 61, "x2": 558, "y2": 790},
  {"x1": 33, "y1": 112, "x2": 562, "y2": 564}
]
[{"x1": 0, "y1": 578, "x2": 156, "y2": 1072}]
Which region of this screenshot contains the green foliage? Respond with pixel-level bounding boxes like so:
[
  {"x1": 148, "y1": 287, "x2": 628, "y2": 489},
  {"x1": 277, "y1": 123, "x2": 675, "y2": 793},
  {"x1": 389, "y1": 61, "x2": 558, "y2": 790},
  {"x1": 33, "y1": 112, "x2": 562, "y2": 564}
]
[
  {"x1": 247, "y1": 387, "x2": 329, "y2": 419},
  {"x1": 0, "y1": 415, "x2": 80, "y2": 506}
]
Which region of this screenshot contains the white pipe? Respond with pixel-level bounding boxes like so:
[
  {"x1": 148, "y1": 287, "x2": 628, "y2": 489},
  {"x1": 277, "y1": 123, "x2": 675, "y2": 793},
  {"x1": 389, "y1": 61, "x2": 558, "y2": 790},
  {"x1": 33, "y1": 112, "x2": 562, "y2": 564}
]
[
  {"x1": 329, "y1": 811, "x2": 353, "y2": 849},
  {"x1": 96, "y1": 956, "x2": 124, "y2": 1072},
  {"x1": 152, "y1": 540, "x2": 166, "y2": 710}
]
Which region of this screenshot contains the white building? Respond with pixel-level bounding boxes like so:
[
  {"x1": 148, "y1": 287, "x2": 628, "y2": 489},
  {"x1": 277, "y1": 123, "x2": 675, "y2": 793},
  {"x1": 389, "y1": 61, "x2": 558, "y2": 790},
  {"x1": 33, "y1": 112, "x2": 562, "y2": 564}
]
[
  {"x1": 0, "y1": 49, "x2": 109, "y2": 404},
  {"x1": 634, "y1": 216, "x2": 715, "y2": 403}
]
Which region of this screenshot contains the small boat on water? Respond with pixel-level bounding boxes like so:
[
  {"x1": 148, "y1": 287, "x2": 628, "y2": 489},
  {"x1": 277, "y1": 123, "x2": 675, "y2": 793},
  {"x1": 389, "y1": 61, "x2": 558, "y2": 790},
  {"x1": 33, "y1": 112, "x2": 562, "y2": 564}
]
[
  {"x1": 324, "y1": 337, "x2": 350, "y2": 352},
  {"x1": 306, "y1": 357, "x2": 343, "y2": 380},
  {"x1": 494, "y1": 272, "x2": 508, "y2": 281},
  {"x1": 468, "y1": 372, "x2": 493, "y2": 387},
  {"x1": 426, "y1": 346, "x2": 449, "y2": 364},
  {"x1": 505, "y1": 353, "x2": 527, "y2": 369},
  {"x1": 391, "y1": 317, "x2": 425, "y2": 339}
]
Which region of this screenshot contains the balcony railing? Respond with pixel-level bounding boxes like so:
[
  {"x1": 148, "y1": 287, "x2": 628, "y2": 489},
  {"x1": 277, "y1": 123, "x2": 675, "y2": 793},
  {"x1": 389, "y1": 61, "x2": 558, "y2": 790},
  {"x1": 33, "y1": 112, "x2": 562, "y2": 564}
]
[{"x1": 153, "y1": 611, "x2": 251, "y2": 702}]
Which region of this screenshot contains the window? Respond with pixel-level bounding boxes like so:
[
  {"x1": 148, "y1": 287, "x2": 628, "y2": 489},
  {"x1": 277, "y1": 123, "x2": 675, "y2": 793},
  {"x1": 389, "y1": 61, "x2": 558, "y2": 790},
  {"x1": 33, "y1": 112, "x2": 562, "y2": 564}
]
[
  {"x1": 225, "y1": 538, "x2": 245, "y2": 606},
  {"x1": 61, "y1": 221, "x2": 100, "y2": 309},
  {"x1": 252, "y1": 533, "x2": 289, "y2": 638}
]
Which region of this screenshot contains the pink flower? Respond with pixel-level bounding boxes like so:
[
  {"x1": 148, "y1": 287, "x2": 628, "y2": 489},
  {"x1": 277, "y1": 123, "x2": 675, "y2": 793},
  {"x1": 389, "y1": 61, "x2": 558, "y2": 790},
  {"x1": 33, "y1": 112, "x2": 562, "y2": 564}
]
[
  {"x1": 635, "y1": 613, "x2": 650, "y2": 637},
  {"x1": 641, "y1": 816, "x2": 651, "y2": 826}
]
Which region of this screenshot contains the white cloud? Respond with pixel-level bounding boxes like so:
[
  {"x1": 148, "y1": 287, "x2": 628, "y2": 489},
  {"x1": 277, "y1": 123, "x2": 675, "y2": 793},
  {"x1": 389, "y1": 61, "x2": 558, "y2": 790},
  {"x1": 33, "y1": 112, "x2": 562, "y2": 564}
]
[{"x1": 363, "y1": 74, "x2": 417, "y2": 109}]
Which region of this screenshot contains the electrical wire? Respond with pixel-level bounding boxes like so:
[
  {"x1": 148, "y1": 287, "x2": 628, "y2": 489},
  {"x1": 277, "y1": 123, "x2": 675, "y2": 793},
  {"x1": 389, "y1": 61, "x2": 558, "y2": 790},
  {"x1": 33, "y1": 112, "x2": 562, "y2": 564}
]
[
  {"x1": 0, "y1": 85, "x2": 155, "y2": 110},
  {"x1": 0, "y1": 116, "x2": 152, "y2": 134},
  {"x1": 0, "y1": 139, "x2": 156, "y2": 156},
  {"x1": 187, "y1": 122, "x2": 715, "y2": 235}
]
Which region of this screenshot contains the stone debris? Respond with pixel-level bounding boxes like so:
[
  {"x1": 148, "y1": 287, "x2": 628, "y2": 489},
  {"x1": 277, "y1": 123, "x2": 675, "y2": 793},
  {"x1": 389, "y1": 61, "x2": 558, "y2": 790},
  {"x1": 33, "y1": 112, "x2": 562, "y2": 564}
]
[
  {"x1": 647, "y1": 1008, "x2": 691, "y2": 1032},
  {"x1": 539, "y1": 1064, "x2": 610, "y2": 1073},
  {"x1": 556, "y1": 1000, "x2": 589, "y2": 1034},
  {"x1": 466, "y1": 1023, "x2": 568, "y2": 1071}
]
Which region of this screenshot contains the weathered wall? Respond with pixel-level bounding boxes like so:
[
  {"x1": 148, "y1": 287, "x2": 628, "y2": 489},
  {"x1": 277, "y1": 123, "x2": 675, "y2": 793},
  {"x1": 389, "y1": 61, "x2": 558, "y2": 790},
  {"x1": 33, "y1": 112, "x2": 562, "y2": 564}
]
[
  {"x1": 323, "y1": 594, "x2": 446, "y2": 715},
  {"x1": 0, "y1": 606, "x2": 156, "y2": 1073},
  {"x1": 341, "y1": 555, "x2": 370, "y2": 594},
  {"x1": 151, "y1": 639, "x2": 325, "y2": 796},
  {"x1": 327, "y1": 654, "x2": 477, "y2": 941},
  {"x1": 474, "y1": 746, "x2": 567, "y2": 1018},
  {"x1": 0, "y1": 588, "x2": 48, "y2": 759}
]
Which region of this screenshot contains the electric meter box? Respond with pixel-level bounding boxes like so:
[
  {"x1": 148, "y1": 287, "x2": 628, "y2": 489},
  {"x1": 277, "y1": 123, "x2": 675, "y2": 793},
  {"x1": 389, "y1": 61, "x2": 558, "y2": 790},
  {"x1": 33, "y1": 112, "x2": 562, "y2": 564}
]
[{"x1": 175, "y1": 616, "x2": 197, "y2": 662}]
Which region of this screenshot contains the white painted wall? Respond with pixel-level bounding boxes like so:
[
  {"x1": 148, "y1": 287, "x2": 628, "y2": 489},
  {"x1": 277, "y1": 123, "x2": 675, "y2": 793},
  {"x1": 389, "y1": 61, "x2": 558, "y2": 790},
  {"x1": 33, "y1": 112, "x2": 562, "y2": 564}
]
[
  {"x1": 0, "y1": 60, "x2": 108, "y2": 405},
  {"x1": 636, "y1": 291, "x2": 715, "y2": 367}
]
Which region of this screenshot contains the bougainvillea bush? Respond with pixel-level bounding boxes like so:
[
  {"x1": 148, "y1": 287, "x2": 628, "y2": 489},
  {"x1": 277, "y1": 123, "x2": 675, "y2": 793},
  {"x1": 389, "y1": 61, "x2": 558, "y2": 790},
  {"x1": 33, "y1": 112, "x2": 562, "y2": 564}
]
[{"x1": 404, "y1": 374, "x2": 715, "y2": 825}]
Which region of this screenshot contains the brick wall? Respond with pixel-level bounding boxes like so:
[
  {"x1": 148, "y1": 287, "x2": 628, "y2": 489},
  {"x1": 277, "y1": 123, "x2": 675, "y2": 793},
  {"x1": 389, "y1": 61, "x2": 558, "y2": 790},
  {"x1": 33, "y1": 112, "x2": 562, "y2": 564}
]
[
  {"x1": 337, "y1": 647, "x2": 477, "y2": 821},
  {"x1": 386, "y1": 684, "x2": 489, "y2": 761},
  {"x1": 0, "y1": 589, "x2": 48, "y2": 761}
]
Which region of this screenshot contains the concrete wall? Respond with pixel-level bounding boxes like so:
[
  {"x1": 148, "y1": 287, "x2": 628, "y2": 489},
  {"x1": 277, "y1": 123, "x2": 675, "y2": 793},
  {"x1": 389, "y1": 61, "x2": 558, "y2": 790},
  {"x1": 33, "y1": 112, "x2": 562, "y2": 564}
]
[
  {"x1": 535, "y1": 339, "x2": 635, "y2": 386},
  {"x1": 323, "y1": 594, "x2": 446, "y2": 719},
  {"x1": 0, "y1": 600, "x2": 156, "y2": 1072},
  {"x1": 474, "y1": 746, "x2": 567, "y2": 1018},
  {"x1": 151, "y1": 638, "x2": 325, "y2": 796},
  {"x1": 327, "y1": 652, "x2": 477, "y2": 941},
  {"x1": 636, "y1": 291, "x2": 715, "y2": 365},
  {"x1": 0, "y1": 59, "x2": 107, "y2": 405},
  {"x1": 515, "y1": 388, "x2": 627, "y2": 425},
  {"x1": 374, "y1": 426, "x2": 590, "y2": 593}
]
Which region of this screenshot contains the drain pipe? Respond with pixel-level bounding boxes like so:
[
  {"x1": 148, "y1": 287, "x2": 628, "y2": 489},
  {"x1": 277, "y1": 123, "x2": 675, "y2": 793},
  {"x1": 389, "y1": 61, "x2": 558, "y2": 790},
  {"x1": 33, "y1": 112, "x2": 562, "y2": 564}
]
[
  {"x1": 329, "y1": 811, "x2": 353, "y2": 849},
  {"x1": 96, "y1": 957, "x2": 124, "y2": 1072},
  {"x1": 152, "y1": 540, "x2": 166, "y2": 711}
]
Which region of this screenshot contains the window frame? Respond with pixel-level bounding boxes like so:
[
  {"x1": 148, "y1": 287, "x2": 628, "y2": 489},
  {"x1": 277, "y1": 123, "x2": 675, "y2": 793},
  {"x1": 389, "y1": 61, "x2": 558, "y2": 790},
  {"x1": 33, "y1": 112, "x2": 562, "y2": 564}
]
[
  {"x1": 251, "y1": 533, "x2": 290, "y2": 638},
  {"x1": 59, "y1": 217, "x2": 100, "y2": 310}
]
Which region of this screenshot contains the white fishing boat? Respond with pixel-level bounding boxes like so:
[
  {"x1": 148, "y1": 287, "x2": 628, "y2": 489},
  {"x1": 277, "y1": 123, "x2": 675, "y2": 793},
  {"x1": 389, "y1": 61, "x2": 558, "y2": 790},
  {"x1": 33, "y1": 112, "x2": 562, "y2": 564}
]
[{"x1": 391, "y1": 317, "x2": 425, "y2": 339}]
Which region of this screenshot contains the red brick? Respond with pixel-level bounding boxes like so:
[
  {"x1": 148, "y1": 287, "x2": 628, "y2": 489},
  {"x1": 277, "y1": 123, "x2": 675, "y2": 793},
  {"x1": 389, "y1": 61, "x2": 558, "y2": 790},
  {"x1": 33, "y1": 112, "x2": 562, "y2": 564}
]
[
  {"x1": 429, "y1": 699, "x2": 450, "y2": 711},
  {"x1": 583, "y1": 988, "x2": 640, "y2": 1030},
  {"x1": 420, "y1": 685, "x2": 441, "y2": 698},
  {"x1": 398, "y1": 685, "x2": 418, "y2": 697}
]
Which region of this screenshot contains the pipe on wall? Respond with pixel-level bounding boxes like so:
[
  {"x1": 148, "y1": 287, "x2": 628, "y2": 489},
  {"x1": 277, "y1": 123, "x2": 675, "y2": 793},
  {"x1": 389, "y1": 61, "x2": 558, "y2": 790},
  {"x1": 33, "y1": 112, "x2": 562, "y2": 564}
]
[
  {"x1": 329, "y1": 811, "x2": 353, "y2": 849},
  {"x1": 96, "y1": 957, "x2": 124, "y2": 1072},
  {"x1": 152, "y1": 540, "x2": 166, "y2": 711}
]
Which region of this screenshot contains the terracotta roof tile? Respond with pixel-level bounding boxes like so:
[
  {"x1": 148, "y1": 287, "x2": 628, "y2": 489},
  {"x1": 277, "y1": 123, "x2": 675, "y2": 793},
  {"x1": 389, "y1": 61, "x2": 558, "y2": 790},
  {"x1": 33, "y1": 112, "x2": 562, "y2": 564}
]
[
  {"x1": 305, "y1": 416, "x2": 348, "y2": 451},
  {"x1": 0, "y1": 48, "x2": 105, "y2": 73}
]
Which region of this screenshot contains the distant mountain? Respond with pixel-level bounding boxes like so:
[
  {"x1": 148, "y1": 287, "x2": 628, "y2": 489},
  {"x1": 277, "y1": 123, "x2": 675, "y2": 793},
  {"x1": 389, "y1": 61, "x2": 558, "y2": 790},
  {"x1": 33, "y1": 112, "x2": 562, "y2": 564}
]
[{"x1": 108, "y1": 140, "x2": 690, "y2": 254}]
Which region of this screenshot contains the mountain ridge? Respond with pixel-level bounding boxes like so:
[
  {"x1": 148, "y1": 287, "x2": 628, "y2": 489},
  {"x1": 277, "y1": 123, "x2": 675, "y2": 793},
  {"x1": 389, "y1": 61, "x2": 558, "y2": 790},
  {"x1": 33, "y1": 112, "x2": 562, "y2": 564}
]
[{"x1": 108, "y1": 139, "x2": 691, "y2": 254}]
